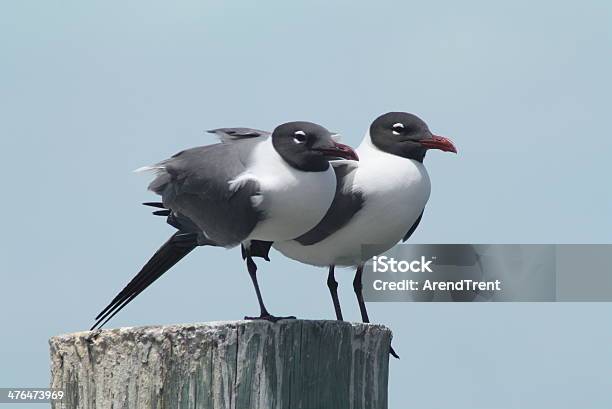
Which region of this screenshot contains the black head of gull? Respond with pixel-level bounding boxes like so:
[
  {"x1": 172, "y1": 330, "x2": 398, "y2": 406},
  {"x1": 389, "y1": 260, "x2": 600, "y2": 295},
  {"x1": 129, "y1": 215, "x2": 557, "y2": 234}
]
[
  {"x1": 272, "y1": 121, "x2": 358, "y2": 172},
  {"x1": 369, "y1": 112, "x2": 457, "y2": 162}
]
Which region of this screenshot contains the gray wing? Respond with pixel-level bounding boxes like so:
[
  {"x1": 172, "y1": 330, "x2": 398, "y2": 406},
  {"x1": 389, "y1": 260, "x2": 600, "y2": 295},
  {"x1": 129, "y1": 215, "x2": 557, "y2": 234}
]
[
  {"x1": 208, "y1": 128, "x2": 270, "y2": 143},
  {"x1": 402, "y1": 210, "x2": 424, "y2": 242},
  {"x1": 294, "y1": 162, "x2": 364, "y2": 246},
  {"x1": 148, "y1": 143, "x2": 263, "y2": 247}
]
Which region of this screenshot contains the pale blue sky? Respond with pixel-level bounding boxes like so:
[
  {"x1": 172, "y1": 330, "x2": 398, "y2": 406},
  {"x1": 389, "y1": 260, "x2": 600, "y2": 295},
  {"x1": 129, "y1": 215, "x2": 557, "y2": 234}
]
[{"x1": 1, "y1": 1, "x2": 611, "y2": 408}]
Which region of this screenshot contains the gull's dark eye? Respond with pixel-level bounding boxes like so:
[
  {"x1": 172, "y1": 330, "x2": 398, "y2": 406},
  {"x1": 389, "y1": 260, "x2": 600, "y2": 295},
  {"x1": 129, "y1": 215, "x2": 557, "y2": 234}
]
[
  {"x1": 293, "y1": 130, "x2": 307, "y2": 143},
  {"x1": 392, "y1": 123, "x2": 405, "y2": 135}
]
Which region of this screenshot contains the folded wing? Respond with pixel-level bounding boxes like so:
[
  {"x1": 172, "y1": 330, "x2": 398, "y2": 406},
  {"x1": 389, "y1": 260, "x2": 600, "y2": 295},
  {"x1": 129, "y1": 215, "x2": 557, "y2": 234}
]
[
  {"x1": 293, "y1": 162, "x2": 364, "y2": 246},
  {"x1": 149, "y1": 143, "x2": 264, "y2": 247}
]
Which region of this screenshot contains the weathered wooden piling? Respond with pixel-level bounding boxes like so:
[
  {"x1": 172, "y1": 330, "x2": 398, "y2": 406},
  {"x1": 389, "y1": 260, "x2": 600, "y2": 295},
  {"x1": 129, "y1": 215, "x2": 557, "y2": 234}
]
[{"x1": 50, "y1": 320, "x2": 391, "y2": 409}]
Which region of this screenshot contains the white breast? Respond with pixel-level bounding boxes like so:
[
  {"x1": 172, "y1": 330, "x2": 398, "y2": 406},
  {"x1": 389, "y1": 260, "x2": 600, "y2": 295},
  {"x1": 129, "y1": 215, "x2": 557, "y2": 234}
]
[
  {"x1": 243, "y1": 137, "x2": 337, "y2": 242},
  {"x1": 274, "y1": 135, "x2": 430, "y2": 266}
]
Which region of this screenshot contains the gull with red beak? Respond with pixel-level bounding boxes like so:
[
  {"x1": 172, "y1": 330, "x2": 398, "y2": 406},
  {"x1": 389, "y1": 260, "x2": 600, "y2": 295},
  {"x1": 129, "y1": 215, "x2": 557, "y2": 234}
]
[
  {"x1": 268, "y1": 112, "x2": 457, "y2": 357},
  {"x1": 91, "y1": 121, "x2": 358, "y2": 329}
]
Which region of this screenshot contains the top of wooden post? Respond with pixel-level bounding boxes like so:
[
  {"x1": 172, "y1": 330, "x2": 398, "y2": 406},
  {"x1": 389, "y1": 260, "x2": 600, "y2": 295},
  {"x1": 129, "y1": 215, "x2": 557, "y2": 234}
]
[{"x1": 50, "y1": 320, "x2": 392, "y2": 409}]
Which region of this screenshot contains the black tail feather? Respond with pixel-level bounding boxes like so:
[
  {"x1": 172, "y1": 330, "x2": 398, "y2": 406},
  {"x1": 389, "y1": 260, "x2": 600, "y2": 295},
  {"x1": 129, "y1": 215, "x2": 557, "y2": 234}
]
[
  {"x1": 153, "y1": 209, "x2": 171, "y2": 216},
  {"x1": 143, "y1": 202, "x2": 166, "y2": 208},
  {"x1": 90, "y1": 232, "x2": 198, "y2": 330}
]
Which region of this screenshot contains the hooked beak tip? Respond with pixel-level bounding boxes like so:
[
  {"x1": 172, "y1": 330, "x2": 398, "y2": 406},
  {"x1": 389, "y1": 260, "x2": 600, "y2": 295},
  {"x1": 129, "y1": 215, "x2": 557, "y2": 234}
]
[
  {"x1": 316, "y1": 142, "x2": 359, "y2": 161},
  {"x1": 334, "y1": 142, "x2": 359, "y2": 161},
  {"x1": 420, "y1": 135, "x2": 457, "y2": 154}
]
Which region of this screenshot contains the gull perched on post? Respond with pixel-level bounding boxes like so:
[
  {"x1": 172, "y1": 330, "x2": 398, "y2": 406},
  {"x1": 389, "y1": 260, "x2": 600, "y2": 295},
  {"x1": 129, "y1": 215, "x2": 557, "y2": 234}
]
[
  {"x1": 91, "y1": 121, "x2": 358, "y2": 330},
  {"x1": 269, "y1": 112, "x2": 457, "y2": 357}
]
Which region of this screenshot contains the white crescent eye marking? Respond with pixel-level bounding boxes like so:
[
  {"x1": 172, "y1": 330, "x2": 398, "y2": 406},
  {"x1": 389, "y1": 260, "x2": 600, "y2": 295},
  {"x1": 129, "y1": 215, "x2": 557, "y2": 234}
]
[
  {"x1": 293, "y1": 130, "x2": 307, "y2": 143},
  {"x1": 392, "y1": 122, "x2": 405, "y2": 135}
]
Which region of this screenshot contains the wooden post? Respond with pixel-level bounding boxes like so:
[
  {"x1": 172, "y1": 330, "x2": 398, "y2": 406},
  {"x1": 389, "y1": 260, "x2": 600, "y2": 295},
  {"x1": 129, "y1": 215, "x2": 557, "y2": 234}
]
[{"x1": 50, "y1": 320, "x2": 391, "y2": 409}]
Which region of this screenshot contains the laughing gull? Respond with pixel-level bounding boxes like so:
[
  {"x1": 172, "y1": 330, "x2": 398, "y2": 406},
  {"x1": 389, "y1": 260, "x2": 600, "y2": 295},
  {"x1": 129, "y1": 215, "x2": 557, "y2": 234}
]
[
  {"x1": 90, "y1": 121, "x2": 358, "y2": 330},
  {"x1": 267, "y1": 112, "x2": 456, "y2": 357}
]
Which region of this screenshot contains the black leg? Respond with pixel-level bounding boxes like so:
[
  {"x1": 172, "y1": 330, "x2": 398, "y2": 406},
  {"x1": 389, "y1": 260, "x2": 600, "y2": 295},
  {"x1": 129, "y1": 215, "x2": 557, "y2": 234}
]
[
  {"x1": 327, "y1": 265, "x2": 343, "y2": 321},
  {"x1": 352, "y1": 264, "x2": 370, "y2": 322},
  {"x1": 353, "y1": 264, "x2": 400, "y2": 359},
  {"x1": 243, "y1": 252, "x2": 295, "y2": 322},
  {"x1": 245, "y1": 255, "x2": 270, "y2": 317}
]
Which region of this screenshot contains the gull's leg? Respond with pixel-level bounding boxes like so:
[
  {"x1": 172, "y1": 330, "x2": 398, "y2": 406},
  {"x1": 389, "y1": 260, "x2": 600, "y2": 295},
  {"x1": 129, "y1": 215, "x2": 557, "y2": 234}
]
[
  {"x1": 352, "y1": 264, "x2": 370, "y2": 322},
  {"x1": 242, "y1": 248, "x2": 295, "y2": 322},
  {"x1": 353, "y1": 264, "x2": 400, "y2": 359},
  {"x1": 327, "y1": 265, "x2": 343, "y2": 320}
]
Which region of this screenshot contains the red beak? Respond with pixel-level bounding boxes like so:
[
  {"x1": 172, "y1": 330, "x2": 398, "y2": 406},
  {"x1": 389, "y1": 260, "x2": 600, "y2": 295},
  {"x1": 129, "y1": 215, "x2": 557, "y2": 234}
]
[
  {"x1": 419, "y1": 135, "x2": 457, "y2": 153},
  {"x1": 317, "y1": 142, "x2": 359, "y2": 161}
]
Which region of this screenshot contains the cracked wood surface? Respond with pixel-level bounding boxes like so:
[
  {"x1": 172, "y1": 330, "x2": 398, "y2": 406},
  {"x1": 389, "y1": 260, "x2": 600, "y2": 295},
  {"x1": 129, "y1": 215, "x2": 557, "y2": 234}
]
[{"x1": 49, "y1": 320, "x2": 391, "y2": 409}]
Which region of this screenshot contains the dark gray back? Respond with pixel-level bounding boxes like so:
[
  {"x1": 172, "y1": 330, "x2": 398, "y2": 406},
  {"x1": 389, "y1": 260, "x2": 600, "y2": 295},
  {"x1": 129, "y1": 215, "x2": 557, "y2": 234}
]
[{"x1": 149, "y1": 143, "x2": 263, "y2": 247}]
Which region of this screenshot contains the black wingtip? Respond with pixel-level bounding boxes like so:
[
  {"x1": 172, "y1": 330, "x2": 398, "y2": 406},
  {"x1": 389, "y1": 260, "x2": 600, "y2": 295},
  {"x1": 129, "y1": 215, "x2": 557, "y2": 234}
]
[
  {"x1": 390, "y1": 346, "x2": 400, "y2": 359},
  {"x1": 153, "y1": 209, "x2": 171, "y2": 216},
  {"x1": 143, "y1": 202, "x2": 166, "y2": 208},
  {"x1": 90, "y1": 233, "x2": 198, "y2": 330}
]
